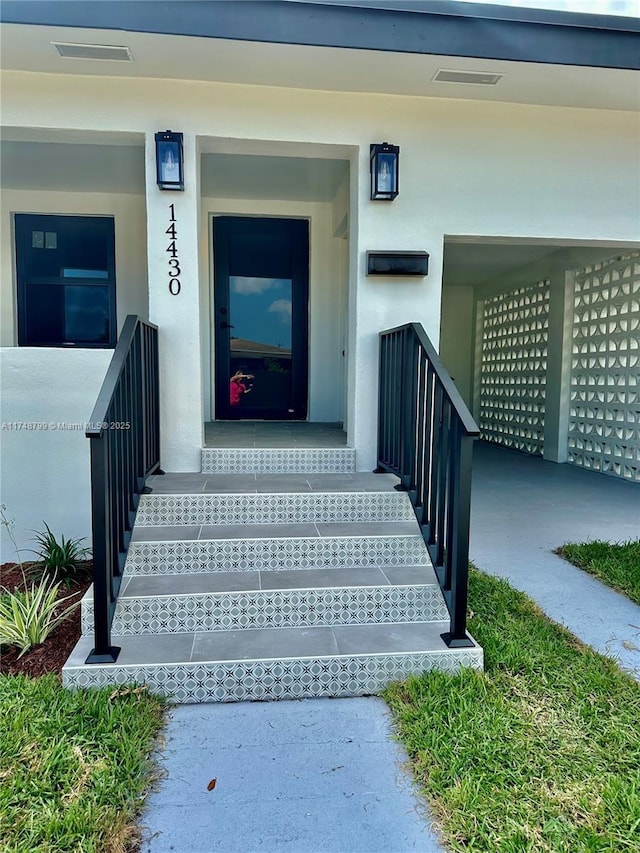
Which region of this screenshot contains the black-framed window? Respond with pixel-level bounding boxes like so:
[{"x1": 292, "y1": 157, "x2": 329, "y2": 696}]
[{"x1": 14, "y1": 214, "x2": 117, "y2": 347}]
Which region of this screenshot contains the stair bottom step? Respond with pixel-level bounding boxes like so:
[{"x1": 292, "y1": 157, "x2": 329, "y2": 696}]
[{"x1": 62, "y1": 623, "x2": 482, "y2": 703}]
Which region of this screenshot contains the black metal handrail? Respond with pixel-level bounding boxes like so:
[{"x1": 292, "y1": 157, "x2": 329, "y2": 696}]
[
  {"x1": 377, "y1": 323, "x2": 479, "y2": 647},
  {"x1": 85, "y1": 315, "x2": 160, "y2": 663}
]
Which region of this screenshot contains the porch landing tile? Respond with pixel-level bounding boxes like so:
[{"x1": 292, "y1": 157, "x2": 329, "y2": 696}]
[{"x1": 203, "y1": 421, "x2": 348, "y2": 449}]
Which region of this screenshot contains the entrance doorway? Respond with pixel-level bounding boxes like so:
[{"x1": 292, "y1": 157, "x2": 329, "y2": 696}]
[{"x1": 213, "y1": 216, "x2": 309, "y2": 420}]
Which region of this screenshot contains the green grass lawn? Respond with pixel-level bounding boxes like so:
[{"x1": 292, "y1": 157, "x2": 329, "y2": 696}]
[
  {"x1": 385, "y1": 567, "x2": 640, "y2": 853},
  {"x1": 0, "y1": 675, "x2": 165, "y2": 853},
  {"x1": 555, "y1": 540, "x2": 640, "y2": 606}
]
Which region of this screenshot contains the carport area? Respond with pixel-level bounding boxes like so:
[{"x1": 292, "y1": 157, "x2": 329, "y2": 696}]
[{"x1": 440, "y1": 239, "x2": 640, "y2": 483}]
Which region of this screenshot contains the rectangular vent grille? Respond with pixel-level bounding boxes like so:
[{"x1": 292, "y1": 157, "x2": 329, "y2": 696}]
[
  {"x1": 433, "y1": 69, "x2": 503, "y2": 85},
  {"x1": 52, "y1": 42, "x2": 133, "y2": 61}
]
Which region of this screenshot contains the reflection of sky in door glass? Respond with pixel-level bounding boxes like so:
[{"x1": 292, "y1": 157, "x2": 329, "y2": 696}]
[{"x1": 229, "y1": 277, "x2": 292, "y2": 349}]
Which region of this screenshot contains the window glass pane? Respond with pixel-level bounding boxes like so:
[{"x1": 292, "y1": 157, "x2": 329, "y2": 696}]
[
  {"x1": 16, "y1": 214, "x2": 116, "y2": 347},
  {"x1": 26, "y1": 284, "x2": 64, "y2": 343},
  {"x1": 62, "y1": 268, "x2": 109, "y2": 279},
  {"x1": 25, "y1": 230, "x2": 61, "y2": 277},
  {"x1": 22, "y1": 217, "x2": 111, "y2": 280},
  {"x1": 65, "y1": 286, "x2": 110, "y2": 343},
  {"x1": 62, "y1": 220, "x2": 110, "y2": 277}
]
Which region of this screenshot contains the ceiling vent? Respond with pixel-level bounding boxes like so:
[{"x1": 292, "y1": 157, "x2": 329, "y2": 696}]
[
  {"x1": 433, "y1": 69, "x2": 503, "y2": 85},
  {"x1": 52, "y1": 42, "x2": 133, "y2": 61}
]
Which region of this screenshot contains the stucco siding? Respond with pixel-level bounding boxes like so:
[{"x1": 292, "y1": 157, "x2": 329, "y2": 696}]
[{"x1": 0, "y1": 348, "x2": 112, "y2": 558}]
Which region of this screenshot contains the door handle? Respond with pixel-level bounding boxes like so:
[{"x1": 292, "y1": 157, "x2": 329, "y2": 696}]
[{"x1": 219, "y1": 321, "x2": 235, "y2": 329}]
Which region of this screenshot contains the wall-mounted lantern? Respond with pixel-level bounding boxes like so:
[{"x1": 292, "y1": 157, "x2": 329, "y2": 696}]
[
  {"x1": 370, "y1": 142, "x2": 399, "y2": 201},
  {"x1": 155, "y1": 130, "x2": 184, "y2": 190}
]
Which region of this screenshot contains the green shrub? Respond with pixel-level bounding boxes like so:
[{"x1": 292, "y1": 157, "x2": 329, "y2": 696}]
[
  {"x1": 0, "y1": 575, "x2": 79, "y2": 656},
  {"x1": 30, "y1": 522, "x2": 90, "y2": 587}
]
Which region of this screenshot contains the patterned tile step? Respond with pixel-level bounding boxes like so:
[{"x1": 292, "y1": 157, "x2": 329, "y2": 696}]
[
  {"x1": 145, "y1": 472, "x2": 399, "y2": 494},
  {"x1": 201, "y1": 447, "x2": 356, "y2": 474},
  {"x1": 119, "y1": 565, "x2": 439, "y2": 596},
  {"x1": 125, "y1": 534, "x2": 430, "y2": 575},
  {"x1": 135, "y1": 490, "x2": 415, "y2": 526},
  {"x1": 81, "y1": 578, "x2": 449, "y2": 635},
  {"x1": 62, "y1": 622, "x2": 483, "y2": 702},
  {"x1": 130, "y1": 521, "x2": 421, "y2": 543}
]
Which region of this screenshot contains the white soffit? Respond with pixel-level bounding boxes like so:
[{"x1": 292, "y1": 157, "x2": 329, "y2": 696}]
[{"x1": 0, "y1": 23, "x2": 638, "y2": 111}]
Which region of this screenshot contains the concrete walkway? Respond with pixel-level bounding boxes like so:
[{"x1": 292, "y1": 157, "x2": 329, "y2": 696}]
[
  {"x1": 141, "y1": 697, "x2": 444, "y2": 853},
  {"x1": 470, "y1": 442, "x2": 640, "y2": 678}
]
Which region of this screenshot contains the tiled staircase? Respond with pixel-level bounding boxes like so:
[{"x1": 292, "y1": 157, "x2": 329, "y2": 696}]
[{"x1": 63, "y1": 447, "x2": 482, "y2": 702}]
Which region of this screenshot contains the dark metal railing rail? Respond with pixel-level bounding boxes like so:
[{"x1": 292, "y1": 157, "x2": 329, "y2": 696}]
[
  {"x1": 85, "y1": 315, "x2": 160, "y2": 663},
  {"x1": 377, "y1": 323, "x2": 479, "y2": 647}
]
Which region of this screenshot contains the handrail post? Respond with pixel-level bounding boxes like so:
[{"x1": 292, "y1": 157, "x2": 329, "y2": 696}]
[
  {"x1": 375, "y1": 332, "x2": 388, "y2": 472},
  {"x1": 441, "y1": 432, "x2": 474, "y2": 647},
  {"x1": 85, "y1": 435, "x2": 121, "y2": 663}
]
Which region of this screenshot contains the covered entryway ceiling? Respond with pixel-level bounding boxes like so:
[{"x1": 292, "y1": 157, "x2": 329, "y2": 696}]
[
  {"x1": 201, "y1": 154, "x2": 349, "y2": 202},
  {"x1": 1, "y1": 22, "x2": 638, "y2": 111},
  {"x1": 442, "y1": 238, "x2": 637, "y2": 289}
]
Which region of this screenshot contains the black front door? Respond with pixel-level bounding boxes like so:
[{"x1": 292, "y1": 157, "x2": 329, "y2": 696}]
[{"x1": 213, "y1": 217, "x2": 309, "y2": 420}]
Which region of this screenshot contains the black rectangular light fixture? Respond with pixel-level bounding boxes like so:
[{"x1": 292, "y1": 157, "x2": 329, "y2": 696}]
[
  {"x1": 155, "y1": 130, "x2": 184, "y2": 190},
  {"x1": 367, "y1": 251, "x2": 429, "y2": 277},
  {"x1": 370, "y1": 142, "x2": 399, "y2": 201}
]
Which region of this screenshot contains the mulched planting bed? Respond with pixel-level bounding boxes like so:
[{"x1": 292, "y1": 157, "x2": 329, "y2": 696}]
[{"x1": 0, "y1": 562, "x2": 92, "y2": 677}]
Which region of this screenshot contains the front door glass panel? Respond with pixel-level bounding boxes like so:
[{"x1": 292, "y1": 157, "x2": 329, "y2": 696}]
[
  {"x1": 214, "y1": 217, "x2": 309, "y2": 420},
  {"x1": 229, "y1": 275, "x2": 293, "y2": 413}
]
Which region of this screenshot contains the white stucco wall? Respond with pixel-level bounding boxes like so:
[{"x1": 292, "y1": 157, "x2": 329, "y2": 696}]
[
  {"x1": 0, "y1": 348, "x2": 112, "y2": 557},
  {"x1": 1, "y1": 70, "x2": 639, "y2": 473},
  {"x1": 0, "y1": 188, "x2": 148, "y2": 346},
  {"x1": 200, "y1": 197, "x2": 346, "y2": 424},
  {"x1": 439, "y1": 286, "x2": 475, "y2": 407},
  {"x1": 145, "y1": 133, "x2": 203, "y2": 472}
]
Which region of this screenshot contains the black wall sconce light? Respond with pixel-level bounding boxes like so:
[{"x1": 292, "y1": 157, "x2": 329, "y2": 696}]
[
  {"x1": 370, "y1": 142, "x2": 399, "y2": 201},
  {"x1": 155, "y1": 130, "x2": 184, "y2": 190}
]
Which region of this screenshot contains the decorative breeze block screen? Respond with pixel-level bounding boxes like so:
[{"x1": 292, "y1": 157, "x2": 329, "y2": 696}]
[
  {"x1": 568, "y1": 254, "x2": 640, "y2": 481},
  {"x1": 479, "y1": 280, "x2": 550, "y2": 455}
]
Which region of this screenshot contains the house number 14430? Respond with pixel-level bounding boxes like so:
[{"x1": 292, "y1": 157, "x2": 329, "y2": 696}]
[{"x1": 166, "y1": 203, "x2": 181, "y2": 295}]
